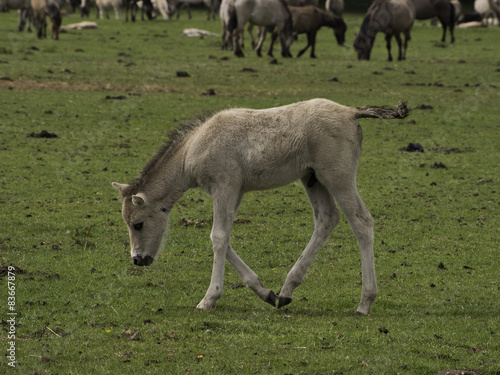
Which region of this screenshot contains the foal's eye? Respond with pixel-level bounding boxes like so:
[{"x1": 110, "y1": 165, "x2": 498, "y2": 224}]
[{"x1": 133, "y1": 222, "x2": 143, "y2": 231}]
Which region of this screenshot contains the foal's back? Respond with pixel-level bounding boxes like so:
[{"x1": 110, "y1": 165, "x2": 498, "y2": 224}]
[{"x1": 183, "y1": 99, "x2": 360, "y2": 192}]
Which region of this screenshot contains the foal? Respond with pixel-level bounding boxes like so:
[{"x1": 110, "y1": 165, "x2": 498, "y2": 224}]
[{"x1": 113, "y1": 99, "x2": 410, "y2": 315}]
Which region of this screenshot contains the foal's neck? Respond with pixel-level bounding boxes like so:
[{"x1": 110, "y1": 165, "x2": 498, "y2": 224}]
[{"x1": 146, "y1": 147, "x2": 193, "y2": 211}]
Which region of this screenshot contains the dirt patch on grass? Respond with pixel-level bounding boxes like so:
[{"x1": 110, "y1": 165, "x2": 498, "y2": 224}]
[{"x1": 0, "y1": 79, "x2": 180, "y2": 93}]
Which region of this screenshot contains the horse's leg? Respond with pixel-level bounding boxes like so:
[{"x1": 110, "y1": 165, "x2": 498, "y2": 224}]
[
  {"x1": 255, "y1": 27, "x2": 267, "y2": 57},
  {"x1": 394, "y1": 32, "x2": 403, "y2": 61},
  {"x1": 247, "y1": 23, "x2": 255, "y2": 50},
  {"x1": 297, "y1": 32, "x2": 311, "y2": 58},
  {"x1": 438, "y1": 15, "x2": 454, "y2": 43},
  {"x1": 440, "y1": 20, "x2": 447, "y2": 42},
  {"x1": 328, "y1": 177, "x2": 377, "y2": 315},
  {"x1": 226, "y1": 247, "x2": 276, "y2": 306},
  {"x1": 267, "y1": 28, "x2": 278, "y2": 57},
  {"x1": 402, "y1": 30, "x2": 411, "y2": 60},
  {"x1": 232, "y1": 26, "x2": 245, "y2": 57},
  {"x1": 18, "y1": 9, "x2": 26, "y2": 31},
  {"x1": 278, "y1": 175, "x2": 340, "y2": 308},
  {"x1": 385, "y1": 32, "x2": 393, "y2": 61},
  {"x1": 448, "y1": 6, "x2": 455, "y2": 43},
  {"x1": 27, "y1": 8, "x2": 32, "y2": 32},
  {"x1": 221, "y1": 24, "x2": 228, "y2": 50},
  {"x1": 196, "y1": 190, "x2": 242, "y2": 310},
  {"x1": 278, "y1": 26, "x2": 292, "y2": 58},
  {"x1": 309, "y1": 31, "x2": 318, "y2": 58}
]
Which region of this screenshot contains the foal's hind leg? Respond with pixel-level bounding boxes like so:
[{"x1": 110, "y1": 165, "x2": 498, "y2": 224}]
[
  {"x1": 278, "y1": 176, "x2": 340, "y2": 308},
  {"x1": 329, "y1": 179, "x2": 377, "y2": 315}
]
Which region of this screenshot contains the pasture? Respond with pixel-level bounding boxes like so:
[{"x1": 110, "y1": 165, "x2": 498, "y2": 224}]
[{"x1": 0, "y1": 6, "x2": 499, "y2": 374}]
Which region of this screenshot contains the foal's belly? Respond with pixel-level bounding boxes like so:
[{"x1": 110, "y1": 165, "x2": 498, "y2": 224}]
[{"x1": 241, "y1": 163, "x2": 309, "y2": 192}]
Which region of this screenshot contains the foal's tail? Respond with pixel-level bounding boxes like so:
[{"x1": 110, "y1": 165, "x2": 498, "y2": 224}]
[{"x1": 355, "y1": 100, "x2": 410, "y2": 120}]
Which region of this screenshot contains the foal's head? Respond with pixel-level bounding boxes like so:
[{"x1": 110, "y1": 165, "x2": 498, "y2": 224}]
[{"x1": 112, "y1": 183, "x2": 169, "y2": 266}]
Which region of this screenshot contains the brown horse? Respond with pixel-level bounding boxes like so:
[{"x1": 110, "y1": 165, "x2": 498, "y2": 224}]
[
  {"x1": 354, "y1": 0, "x2": 415, "y2": 61},
  {"x1": 411, "y1": 0, "x2": 456, "y2": 43},
  {"x1": 289, "y1": 5, "x2": 347, "y2": 58}
]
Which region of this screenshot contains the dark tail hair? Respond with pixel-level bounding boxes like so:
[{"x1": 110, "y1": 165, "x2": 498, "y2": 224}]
[
  {"x1": 355, "y1": 101, "x2": 410, "y2": 120},
  {"x1": 449, "y1": 2, "x2": 456, "y2": 36},
  {"x1": 228, "y1": 4, "x2": 238, "y2": 33},
  {"x1": 46, "y1": 1, "x2": 60, "y2": 19}
]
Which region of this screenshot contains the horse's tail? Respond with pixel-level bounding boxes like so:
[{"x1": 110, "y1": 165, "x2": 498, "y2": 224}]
[
  {"x1": 228, "y1": 3, "x2": 238, "y2": 33},
  {"x1": 449, "y1": 1, "x2": 456, "y2": 27},
  {"x1": 354, "y1": 100, "x2": 410, "y2": 120},
  {"x1": 46, "y1": 0, "x2": 60, "y2": 20}
]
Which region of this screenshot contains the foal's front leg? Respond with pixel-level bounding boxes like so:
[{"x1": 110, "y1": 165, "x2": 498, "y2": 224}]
[{"x1": 196, "y1": 196, "x2": 237, "y2": 310}]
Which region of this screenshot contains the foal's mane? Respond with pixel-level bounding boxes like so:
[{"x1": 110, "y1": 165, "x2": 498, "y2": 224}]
[{"x1": 122, "y1": 114, "x2": 210, "y2": 196}]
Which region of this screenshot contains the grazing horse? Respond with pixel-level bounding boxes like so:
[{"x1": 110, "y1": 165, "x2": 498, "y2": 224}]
[
  {"x1": 31, "y1": 0, "x2": 61, "y2": 39},
  {"x1": 265, "y1": 5, "x2": 346, "y2": 58},
  {"x1": 228, "y1": 0, "x2": 294, "y2": 58},
  {"x1": 112, "y1": 98, "x2": 410, "y2": 314},
  {"x1": 411, "y1": 0, "x2": 455, "y2": 43},
  {"x1": 289, "y1": 5, "x2": 346, "y2": 58},
  {"x1": 0, "y1": 0, "x2": 32, "y2": 31},
  {"x1": 354, "y1": 0, "x2": 415, "y2": 61}
]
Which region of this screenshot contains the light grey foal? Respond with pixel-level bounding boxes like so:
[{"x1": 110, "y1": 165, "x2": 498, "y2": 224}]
[{"x1": 112, "y1": 98, "x2": 410, "y2": 315}]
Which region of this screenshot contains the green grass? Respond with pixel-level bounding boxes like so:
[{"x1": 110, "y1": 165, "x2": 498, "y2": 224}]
[{"x1": 1, "y1": 8, "x2": 499, "y2": 375}]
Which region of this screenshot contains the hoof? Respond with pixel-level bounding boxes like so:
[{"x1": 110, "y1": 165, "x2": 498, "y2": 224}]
[
  {"x1": 278, "y1": 296, "x2": 292, "y2": 309},
  {"x1": 355, "y1": 310, "x2": 369, "y2": 316},
  {"x1": 265, "y1": 291, "x2": 277, "y2": 307}
]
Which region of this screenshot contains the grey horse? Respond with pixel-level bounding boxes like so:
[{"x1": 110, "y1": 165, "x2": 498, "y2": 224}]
[{"x1": 112, "y1": 98, "x2": 410, "y2": 315}]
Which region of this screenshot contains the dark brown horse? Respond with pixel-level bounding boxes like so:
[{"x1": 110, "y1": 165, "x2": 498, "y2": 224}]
[{"x1": 411, "y1": 0, "x2": 456, "y2": 43}]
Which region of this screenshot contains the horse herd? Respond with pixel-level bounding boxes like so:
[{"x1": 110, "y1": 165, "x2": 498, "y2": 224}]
[{"x1": 1, "y1": 0, "x2": 499, "y2": 59}]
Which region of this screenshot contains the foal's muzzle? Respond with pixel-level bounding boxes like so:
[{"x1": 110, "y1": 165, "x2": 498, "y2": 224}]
[{"x1": 132, "y1": 255, "x2": 154, "y2": 266}]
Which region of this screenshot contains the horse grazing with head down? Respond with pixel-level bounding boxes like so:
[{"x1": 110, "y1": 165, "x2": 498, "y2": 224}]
[
  {"x1": 354, "y1": 0, "x2": 415, "y2": 61},
  {"x1": 289, "y1": 5, "x2": 346, "y2": 58},
  {"x1": 112, "y1": 98, "x2": 410, "y2": 315}
]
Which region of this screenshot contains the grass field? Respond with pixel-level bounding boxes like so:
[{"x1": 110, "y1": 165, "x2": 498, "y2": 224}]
[{"x1": 0, "y1": 7, "x2": 499, "y2": 374}]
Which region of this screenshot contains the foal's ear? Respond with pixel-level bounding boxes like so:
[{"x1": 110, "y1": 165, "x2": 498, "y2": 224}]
[
  {"x1": 132, "y1": 193, "x2": 147, "y2": 206},
  {"x1": 111, "y1": 182, "x2": 129, "y2": 193}
]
